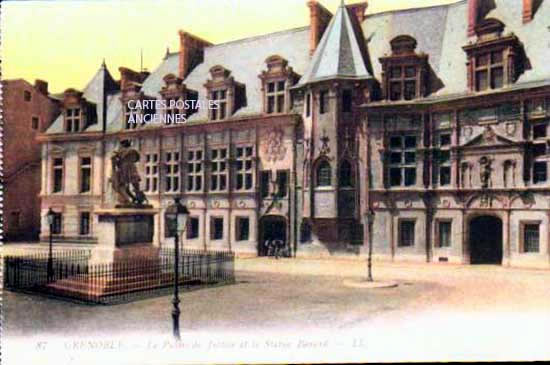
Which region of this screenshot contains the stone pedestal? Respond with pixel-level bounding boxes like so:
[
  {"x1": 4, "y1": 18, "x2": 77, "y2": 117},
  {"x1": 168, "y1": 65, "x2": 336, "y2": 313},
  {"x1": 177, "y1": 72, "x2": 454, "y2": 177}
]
[{"x1": 91, "y1": 208, "x2": 160, "y2": 264}]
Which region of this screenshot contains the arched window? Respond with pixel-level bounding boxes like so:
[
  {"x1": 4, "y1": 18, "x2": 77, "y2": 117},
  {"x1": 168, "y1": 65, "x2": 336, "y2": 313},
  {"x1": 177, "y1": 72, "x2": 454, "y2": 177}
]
[
  {"x1": 316, "y1": 160, "x2": 332, "y2": 187},
  {"x1": 339, "y1": 160, "x2": 354, "y2": 187}
]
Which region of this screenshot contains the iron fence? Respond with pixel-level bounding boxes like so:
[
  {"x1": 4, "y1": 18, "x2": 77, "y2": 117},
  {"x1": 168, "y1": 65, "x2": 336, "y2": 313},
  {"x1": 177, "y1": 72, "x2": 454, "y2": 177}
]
[{"x1": 4, "y1": 248, "x2": 235, "y2": 305}]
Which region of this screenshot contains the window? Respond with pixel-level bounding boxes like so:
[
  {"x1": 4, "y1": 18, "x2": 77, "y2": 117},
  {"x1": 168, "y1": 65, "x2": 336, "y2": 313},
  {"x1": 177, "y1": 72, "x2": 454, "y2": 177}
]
[
  {"x1": 166, "y1": 98, "x2": 179, "y2": 122},
  {"x1": 533, "y1": 143, "x2": 547, "y2": 184},
  {"x1": 389, "y1": 135, "x2": 417, "y2": 187},
  {"x1": 187, "y1": 217, "x2": 199, "y2": 239},
  {"x1": 51, "y1": 212, "x2": 62, "y2": 235},
  {"x1": 79, "y1": 212, "x2": 91, "y2": 236},
  {"x1": 211, "y1": 217, "x2": 224, "y2": 240},
  {"x1": 235, "y1": 146, "x2": 254, "y2": 191},
  {"x1": 339, "y1": 160, "x2": 354, "y2": 187},
  {"x1": 399, "y1": 220, "x2": 415, "y2": 247},
  {"x1": 24, "y1": 90, "x2": 31, "y2": 101},
  {"x1": 316, "y1": 160, "x2": 332, "y2": 187},
  {"x1": 80, "y1": 157, "x2": 91, "y2": 193},
  {"x1": 533, "y1": 124, "x2": 547, "y2": 140},
  {"x1": 186, "y1": 150, "x2": 203, "y2": 192},
  {"x1": 236, "y1": 217, "x2": 250, "y2": 241},
  {"x1": 32, "y1": 117, "x2": 39, "y2": 130},
  {"x1": 211, "y1": 89, "x2": 228, "y2": 120},
  {"x1": 266, "y1": 80, "x2": 285, "y2": 114},
  {"x1": 436, "y1": 149, "x2": 451, "y2": 186},
  {"x1": 164, "y1": 151, "x2": 180, "y2": 192},
  {"x1": 342, "y1": 89, "x2": 352, "y2": 112},
  {"x1": 389, "y1": 66, "x2": 418, "y2": 101},
  {"x1": 523, "y1": 223, "x2": 540, "y2": 253},
  {"x1": 320, "y1": 90, "x2": 329, "y2": 114},
  {"x1": 10, "y1": 212, "x2": 20, "y2": 229},
  {"x1": 474, "y1": 51, "x2": 504, "y2": 91},
  {"x1": 440, "y1": 133, "x2": 451, "y2": 146},
  {"x1": 306, "y1": 93, "x2": 312, "y2": 117},
  {"x1": 210, "y1": 148, "x2": 228, "y2": 191},
  {"x1": 260, "y1": 170, "x2": 271, "y2": 198},
  {"x1": 144, "y1": 153, "x2": 159, "y2": 192},
  {"x1": 65, "y1": 108, "x2": 81, "y2": 133},
  {"x1": 276, "y1": 170, "x2": 289, "y2": 197},
  {"x1": 124, "y1": 104, "x2": 139, "y2": 129},
  {"x1": 438, "y1": 221, "x2": 452, "y2": 248},
  {"x1": 533, "y1": 162, "x2": 547, "y2": 184},
  {"x1": 52, "y1": 157, "x2": 64, "y2": 193}
]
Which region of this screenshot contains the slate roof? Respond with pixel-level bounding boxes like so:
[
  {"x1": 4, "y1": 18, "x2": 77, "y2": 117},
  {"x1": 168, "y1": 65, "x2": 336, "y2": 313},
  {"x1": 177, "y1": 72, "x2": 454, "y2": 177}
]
[
  {"x1": 46, "y1": 0, "x2": 550, "y2": 134},
  {"x1": 298, "y1": 2, "x2": 372, "y2": 86},
  {"x1": 363, "y1": 0, "x2": 550, "y2": 99},
  {"x1": 47, "y1": 61, "x2": 119, "y2": 134}
]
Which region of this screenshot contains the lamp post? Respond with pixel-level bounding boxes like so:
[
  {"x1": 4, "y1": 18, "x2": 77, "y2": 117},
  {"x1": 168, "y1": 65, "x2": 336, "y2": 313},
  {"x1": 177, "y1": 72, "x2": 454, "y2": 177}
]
[
  {"x1": 46, "y1": 208, "x2": 55, "y2": 282},
  {"x1": 366, "y1": 209, "x2": 375, "y2": 282},
  {"x1": 165, "y1": 197, "x2": 189, "y2": 341}
]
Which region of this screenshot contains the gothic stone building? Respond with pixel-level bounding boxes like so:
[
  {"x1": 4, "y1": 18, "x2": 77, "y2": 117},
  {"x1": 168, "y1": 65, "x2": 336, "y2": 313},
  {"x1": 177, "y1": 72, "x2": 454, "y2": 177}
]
[{"x1": 38, "y1": 0, "x2": 550, "y2": 268}]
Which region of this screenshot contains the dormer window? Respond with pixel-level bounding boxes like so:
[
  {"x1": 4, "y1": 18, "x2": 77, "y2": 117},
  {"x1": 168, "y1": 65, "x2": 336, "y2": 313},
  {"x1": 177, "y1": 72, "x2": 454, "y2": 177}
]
[
  {"x1": 463, "y1": 19, "x2": 524, "y2": 92},
  {"x1": 205, "y1": 65, "x2": 245, "y2": 121},
  {"x1": 159, "y1": 73, "x2": 198, "y2": 123},
  {"x1": 211, "y1": 89, "x2": 228, "y2": 120},
  {"x1": 66, "y1": 108, "x2": 81, "y2": 132},
  {"x1": 124, "y1": 103, "x2": 139, "y2": 130},
  {"x1": 62, "y1": 88, "x2": 95, "y2": 133},
  {"x1": 259, "y1": 55, "x2": 300, "y2": 115},
  {"x1": 266, "y1": 81, "x2": 285, "y2": 114},
  {"x1": 379, "y1": 35, "x2": 429, "y2": 101}
]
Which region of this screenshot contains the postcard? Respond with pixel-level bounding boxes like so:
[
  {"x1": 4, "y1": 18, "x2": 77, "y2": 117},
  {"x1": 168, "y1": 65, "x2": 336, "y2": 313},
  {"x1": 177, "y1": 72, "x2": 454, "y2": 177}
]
[{"x1": 2, "y1": 0, "x2": 550, "y2": 364}]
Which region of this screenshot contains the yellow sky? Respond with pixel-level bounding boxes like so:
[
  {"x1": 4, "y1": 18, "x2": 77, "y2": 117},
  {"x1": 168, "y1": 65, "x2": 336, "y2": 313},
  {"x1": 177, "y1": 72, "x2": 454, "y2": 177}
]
[{"x1": 2, "y1": 0, "x2": 459, "y2": 93}]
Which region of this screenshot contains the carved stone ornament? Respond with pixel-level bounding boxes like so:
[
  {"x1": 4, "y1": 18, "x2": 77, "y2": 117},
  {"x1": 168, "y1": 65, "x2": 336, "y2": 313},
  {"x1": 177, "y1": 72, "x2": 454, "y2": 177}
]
[
  {"x1": 319, "y1": 129, "x2": 331, "y2": 156},
  {"x1": 505, "y1": 122, "x2": 517, "y2": 137},
  {"x1": 482, "y1": 126, "x2": 497, "y2": 144},
  {"x1": 262, "y1": 128, "x2": 287, "y2": 162},
  {"x1": 479, "y1": 156, "x2": 493, "y2": 189}
]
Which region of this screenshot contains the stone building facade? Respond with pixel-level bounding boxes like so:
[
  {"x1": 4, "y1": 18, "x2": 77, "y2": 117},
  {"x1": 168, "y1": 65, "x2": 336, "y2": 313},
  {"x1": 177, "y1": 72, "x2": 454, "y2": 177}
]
[
  {"x1": 3, "y1": 79, "x2": 60, "y2": 240},
  {"x1": 37, "y1": 0, "x2": 550, "y2": 268}
]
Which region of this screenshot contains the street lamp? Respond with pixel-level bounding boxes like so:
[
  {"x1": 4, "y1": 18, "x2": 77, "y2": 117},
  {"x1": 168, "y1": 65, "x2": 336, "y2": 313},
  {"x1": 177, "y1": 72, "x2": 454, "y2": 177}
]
[
  {"x1": 365, "y1": 209, "x2": 375, "y2": 282},
  {"x1": 46, "y1": 208, "x2": 55, "y2": 282},
  {"x1": 165, "y1": 197, "x2": 190, "y2": 340}
]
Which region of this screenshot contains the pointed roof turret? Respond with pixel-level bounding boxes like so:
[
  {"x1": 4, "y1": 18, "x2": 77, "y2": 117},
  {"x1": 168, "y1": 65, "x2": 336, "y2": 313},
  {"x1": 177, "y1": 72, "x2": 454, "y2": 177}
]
[{"x1": 297, "y1": 2, "x2": 372, "y2": 86}]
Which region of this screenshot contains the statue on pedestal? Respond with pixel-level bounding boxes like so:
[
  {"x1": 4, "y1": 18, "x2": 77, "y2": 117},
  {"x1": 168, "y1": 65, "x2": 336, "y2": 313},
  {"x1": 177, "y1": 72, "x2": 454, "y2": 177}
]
[{"x1": 110, "y1": 139, "x2": 148, "y2": 207}]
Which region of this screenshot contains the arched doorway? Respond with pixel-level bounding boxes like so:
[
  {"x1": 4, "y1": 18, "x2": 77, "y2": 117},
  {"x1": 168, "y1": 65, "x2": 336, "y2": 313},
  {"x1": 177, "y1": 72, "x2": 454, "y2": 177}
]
[
  {"x1": 469, "y1": 215, "x2": 503, "y2": 264},
  {"x1": 258, "y1": 216, "x2": 287, "y2": 256}
]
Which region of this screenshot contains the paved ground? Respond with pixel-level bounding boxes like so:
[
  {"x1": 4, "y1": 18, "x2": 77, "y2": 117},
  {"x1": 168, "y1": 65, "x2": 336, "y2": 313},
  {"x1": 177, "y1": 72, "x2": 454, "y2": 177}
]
[{"x1": 2, "y1": 248, "x2": 550, "y2": 364}]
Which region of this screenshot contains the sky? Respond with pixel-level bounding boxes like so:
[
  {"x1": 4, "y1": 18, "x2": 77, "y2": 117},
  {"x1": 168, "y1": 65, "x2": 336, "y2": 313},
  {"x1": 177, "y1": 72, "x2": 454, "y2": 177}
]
[{"x1": 1, "y1": 0, "x2": 460, "y2": 93}]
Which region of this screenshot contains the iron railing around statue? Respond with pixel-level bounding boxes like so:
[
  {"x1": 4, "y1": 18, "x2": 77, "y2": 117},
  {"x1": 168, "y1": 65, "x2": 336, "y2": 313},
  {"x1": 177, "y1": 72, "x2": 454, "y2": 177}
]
[{"x1": 4, "y1": 248, "x2": 235, "y2": 305}]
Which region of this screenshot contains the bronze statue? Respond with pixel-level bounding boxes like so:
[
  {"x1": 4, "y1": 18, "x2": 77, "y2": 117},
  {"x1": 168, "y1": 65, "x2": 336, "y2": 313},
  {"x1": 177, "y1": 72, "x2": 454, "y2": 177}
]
[{"x1": 110, "y1": 140, "x2": 148, "y2": 206}]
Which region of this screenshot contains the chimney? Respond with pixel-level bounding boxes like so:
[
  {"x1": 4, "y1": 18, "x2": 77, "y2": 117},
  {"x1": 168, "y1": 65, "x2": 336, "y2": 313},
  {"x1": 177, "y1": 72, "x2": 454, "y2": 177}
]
[
  {"x1": 523, "y1": 0, "x2": 534, "y2": 23},
  {"x1": 178, "y1": 31, "x2": 212, "y2": 79},
  {"x1": 467, "y1": 0, "x2": 479, "y2": 37},
  {"x1": 307, "y1": 0, "x2": 333, "y2": 56},
  {"x1": 34, "y1": 79, "x2": 48, "y2": 96},
  {"x1": 347, "y1": 2, "x2": 368, "y2": 25},
  {"x1": 119, "y1": 67, "x2": 148, "y2": 91}
]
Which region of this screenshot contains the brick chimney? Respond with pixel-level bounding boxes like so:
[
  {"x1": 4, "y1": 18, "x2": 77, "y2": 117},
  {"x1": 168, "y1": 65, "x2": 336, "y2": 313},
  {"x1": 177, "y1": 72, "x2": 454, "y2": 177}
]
[
  {"x1": 523, "y1": 0, "x2": 534, "y2": 23},
  {"x1": 467, "y1": 0, "x2": 479, "y2": 37},
  {"x1": 34, "y1": 79, "x2": 48, "y2": 96},
  {"x1": 119, "y1": 67, "x2": 148, "y2": 91},
  {"x1": 178, "y1": 31, "x2": 213, "y2": 79},
  {"x1": 347, "y1": 2, "x2": 368, "y2": 25},
  {"x1": 307, "y1": 0, "x2": 333, "y2": 56}
]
